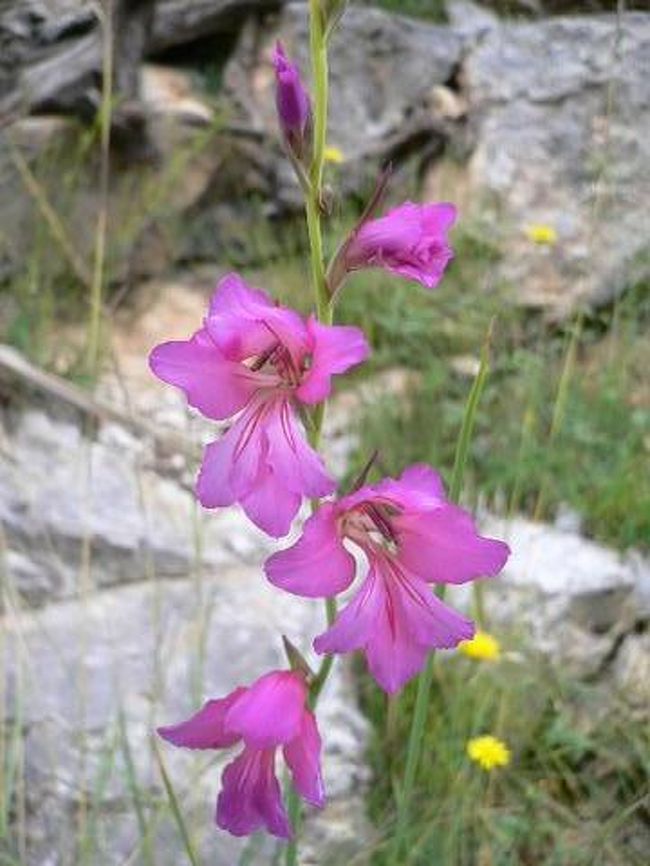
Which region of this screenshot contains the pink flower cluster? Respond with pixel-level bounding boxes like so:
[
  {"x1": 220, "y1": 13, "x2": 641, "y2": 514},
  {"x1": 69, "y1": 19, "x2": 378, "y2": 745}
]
[{"x1": 153, "y1": 42, "x2": 509, "y2": 842}]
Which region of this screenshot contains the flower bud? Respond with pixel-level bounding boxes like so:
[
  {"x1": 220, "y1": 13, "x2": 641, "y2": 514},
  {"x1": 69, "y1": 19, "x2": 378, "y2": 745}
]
[{"x1": 272, "y1": 41, "x2": 311, "y2": 161}]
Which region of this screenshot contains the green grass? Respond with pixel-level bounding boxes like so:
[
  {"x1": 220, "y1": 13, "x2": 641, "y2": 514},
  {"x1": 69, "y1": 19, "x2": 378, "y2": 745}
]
[
  {"x1": 347, "y1": 275, "x2": 650, "y2": 550},
  {"x1": 358, "y1": 644, "x2": 650, "y2": 866}
]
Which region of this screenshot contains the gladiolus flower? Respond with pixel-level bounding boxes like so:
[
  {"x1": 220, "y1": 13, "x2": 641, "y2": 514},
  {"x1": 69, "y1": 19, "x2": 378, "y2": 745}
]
[
  {"x1": 459, "y1": 631, "x2": 501, "y2": 661},
  {"x1": 467, "y1": 735, "x2": 511, "y2": 770},
  {"x1": 343, "y1": 201, "x2": 456, "y2": 290},
  {"x1": 158, "y1": 670, "x2": 324, "y2": 839},
  {"x1": 265, "y1": 464, "x2": 509, "y2": 693},
  {"x1": 149, "y1": 273, "x2": 368, "y2": 537},
  {"x1": 272, "y1": 42, "x2": 311, "y2": 158}
]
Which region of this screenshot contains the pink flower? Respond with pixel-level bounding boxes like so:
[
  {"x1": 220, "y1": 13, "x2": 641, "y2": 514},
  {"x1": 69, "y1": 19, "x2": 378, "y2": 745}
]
[
  {"x1": 272, "y1": 42, "x2": 311, "y2": 157},
  {"x1": 158, "y1": 670, "x2": 324, "y2": 839},
  {"x1": 265, "y1": 465, "x2": 510, "y2": 693},
  {"x1": 344, "y1": 201, "x2": 456, "y2": 290},
  {"x1": 149, "y1": 273, "x2": 368, "y2": 537}
]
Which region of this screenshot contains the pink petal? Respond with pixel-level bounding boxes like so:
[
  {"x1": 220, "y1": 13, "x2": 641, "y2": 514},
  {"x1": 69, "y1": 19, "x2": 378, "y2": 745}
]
[
  {"x1": 283, "y1": 710, "x2": 325, "y2": 808},
  {"x1": 149, "y1": 329, "x2": 263, "y2": 420},
  {"x1": 313, "y1": 564, "x2": 385, "y2": 656},
  {"x1": 265, "y1": 401, "x2": 335, "y2": 500},
  {"x1": 370, "y1": 463, "x2": 447, "y2": 511},
  {"x1": 265, "y1": 503, "x2": 356, "y2": 598},
  {"x1": 196, "y1": 398, "x2": 269, "y2": 508},
  {"x1": 315, "y1": 557, "x2": 474, "y2": 693},
  {"x1": 399, "y1": 463, "x2": 447, "y2": 501},
  {"x1": 240, "y1": 465, "x2": 302, "y2": 538},
  {"x1": 196, "y1": 397, "x2": 331, "y2": 537},
  {"x1": 207, "y1": 272, "x2": 308, "y2": 363},
  {"x1": 216, "y1": 747, "x2": 291, "y2": 839},
  {"x1": 224, "y1": 671, "x2": 308, "y2": 748},
  {"x1": 157, "y1": 688, "x2": 246, "y2": 750},
  {"x1": 296, "y1": 318, "x2": 369, "y2": 405},
  {"x1": 395, "y1": 504, "x2": 510, "y2": 584}
]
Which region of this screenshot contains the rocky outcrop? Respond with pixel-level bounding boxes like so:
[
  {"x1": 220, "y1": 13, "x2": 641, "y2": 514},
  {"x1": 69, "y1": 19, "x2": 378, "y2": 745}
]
[
  {"x1": 459, "y1": 12, "x2": 650, "y2": 314},
  {"x1": 228, "y1": 4, "x2": 650, "y2": 314},
  {"x1": 2, "y1": 3, "x2": 649, "y2": 313},
  {"x1": 0, "y1": 0, "x2": 283, "y2": 119},
  {"x1": 473, "y1": 516, "x2": 650, "y2": 682},
  {"x1": 3, "y1": 564, "x2": 371, "y2": 865}
]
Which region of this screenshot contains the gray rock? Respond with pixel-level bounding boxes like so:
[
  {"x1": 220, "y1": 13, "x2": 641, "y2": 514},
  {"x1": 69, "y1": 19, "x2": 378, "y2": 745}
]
[
  {"x1": 612, "y1": 632, "x2": 650, "y2": 710},
  {"x1": 0, "y1": 406, "x2": 272, "y2": 606},
  {"x1": 461, "y1": 12, "x2": 650, "y2": 314},
  {"x1": 222, "y1": 2, "x2": 466, "y2": 210},
  {"x1": 471, "y1": 516, "x2": 649, "y2": 678},
  {"x1": 3, "y1": 566, "x2": 371, "y2": 864},
  {"x1": 0, "y1": 0, "x2": 285, "y2": 119},
  {"x1": 466, "y1": 1, "x2": 647, "y2": 16}
]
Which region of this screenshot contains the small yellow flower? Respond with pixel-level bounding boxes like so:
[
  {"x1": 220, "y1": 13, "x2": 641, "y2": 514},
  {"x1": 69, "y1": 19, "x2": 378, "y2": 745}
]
[
  {"x1": 467, "y1": 735, "x2": 511, "y2": 771},
  {"x1": 524, "y1": 223, "x2": 558, "y2": 246},
  {"x1": 459, "y1": 631, "x2": 501, "y2": 661},
  {"x1": 324, "y1": 145, "x2": 344, "y2": 164}
]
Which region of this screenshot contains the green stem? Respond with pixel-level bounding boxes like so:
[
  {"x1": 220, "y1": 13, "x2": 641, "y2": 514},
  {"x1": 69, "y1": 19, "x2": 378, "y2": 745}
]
[
  {"x1": 393, "y1": 320, "x2": 494, "y2": 859},
  {"x1": 284, "y1": 6, "x2": 334, "y2": 865}
]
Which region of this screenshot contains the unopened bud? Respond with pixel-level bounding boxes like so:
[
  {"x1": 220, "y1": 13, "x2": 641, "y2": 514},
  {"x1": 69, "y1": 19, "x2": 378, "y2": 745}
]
[{"x1": 272, "y1": 42, "x2": 312, "y2": 162}]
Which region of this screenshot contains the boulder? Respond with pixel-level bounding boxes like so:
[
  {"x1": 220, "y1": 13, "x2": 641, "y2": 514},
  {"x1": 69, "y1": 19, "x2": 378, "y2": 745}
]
[
  {"x1": 457, "y1": 12, "x2": 650, "y2": 314},
  {"x1": 226, "y1": 4, "x2": 650, "y2": 314},
  {"x1": 222, "y1": 3, "x2": 467, "y2": 209},
  {"x1": 473, "y1": 516, "x2": 650, "y2": 680},
  {"x1": 2, "y1": 565, "x2": 371, "y2": 864},
  {"x1": 0, "y1": 0, "x2": 284, "y2": 119}
]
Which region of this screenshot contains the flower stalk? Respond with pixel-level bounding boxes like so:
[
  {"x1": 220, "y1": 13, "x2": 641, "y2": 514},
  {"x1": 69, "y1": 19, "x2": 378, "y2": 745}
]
[{"x1": 284, "y1": 5, "x2": 335, "y2": 862}]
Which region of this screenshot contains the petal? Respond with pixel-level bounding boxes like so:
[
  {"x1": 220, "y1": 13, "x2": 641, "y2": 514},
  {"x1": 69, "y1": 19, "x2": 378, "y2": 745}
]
[
  {"x1": 365, "y1": 571, "x2": 474, "y2": 692},
  {"x1": 296, "y1": 318, "x2": 369, "y2": 405},
  {"x1": 313, "y1": 563, "x2": 385, "y2": 656},
  {"x1": 315, "y1": 558, "x2": 474, "y2": 693},
  {"x1": 369, "y1": 463, "x2": 447, "y2": 511},
  {"x1": 149, "y1": 329, "x2": 261, "y2": 420},
  {"x1": 207, "y1": 272, "x2": 308, "y2": 363},
  {"x1": 283, "y1": 710, "x2": 325, "y2": 808},
  {"x1": 240, "y1": 466, "x2": 301, "y2": 538},
  {"x1": 195, "y1": 399, "x2": 268, "y2": 509},
  {"x1": 399, "y1": 463, "x2": 446, "y2": 501},
  {"x1": 395, "y1": 504, "x2": 511, "y2": 584},
  {"x1": 265, "y1": 503, "x2": 356, "y2": 598},
  {"x1": 265, "y1": 401, "x2": 335, "y2": 500},
  {"x1": 217, "y1": 747, "x2": 291, "y2": 839},
  {"x1": 225, "y1": 670, "x2": 308, "y2": 748},
  {"x1": 157, "y1": 688, "x2": 246, "y2": 750},
  {"x1": 423, "y1": 201, "x2": 457, "y2": 232}
]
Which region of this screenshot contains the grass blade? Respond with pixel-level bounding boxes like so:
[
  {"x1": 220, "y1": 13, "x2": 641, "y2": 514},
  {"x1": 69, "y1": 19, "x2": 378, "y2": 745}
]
[{"x1": 152, "y1": 738, "x2": 200, "y2": 866}]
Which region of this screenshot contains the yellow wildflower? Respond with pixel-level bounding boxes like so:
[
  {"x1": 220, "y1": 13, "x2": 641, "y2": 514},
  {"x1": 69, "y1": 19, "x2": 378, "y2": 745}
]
[
  {"x1": 467, "y1": 735, "x2": 511, "y2": 771},
  {"x1": 324, "y1": 145, "x2": 344, "y2": 164},
  {"x1": 524, "y1": 223, "x2": 558, "y2": 246},
  {"x1": 459, "y1": 631, "x2": 501, "y2": 661}
]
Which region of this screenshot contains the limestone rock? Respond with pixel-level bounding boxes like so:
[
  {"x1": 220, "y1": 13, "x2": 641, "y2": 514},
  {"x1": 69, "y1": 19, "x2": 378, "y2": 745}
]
[
  {"x1": 3, "y1": 566, "x2": 371, "y2": 864},
  {"x1": 612, "y1": 632, "x2": 650, "y2": 710},
  {"x1": 0, "y1": 405, "x2": 272, "y2": 606},
  {"x1": 222, "y1": 2, "x2": 466, "y2": 209},
  {"x1": 472, "y1": 516, "x2": 649, "y2": 678},
  {"x1": 460, "y1": 12, "x2": 650, "y2": 314}
]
